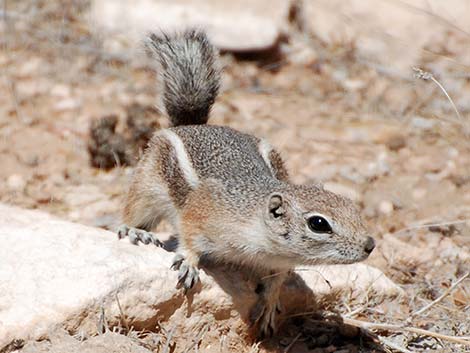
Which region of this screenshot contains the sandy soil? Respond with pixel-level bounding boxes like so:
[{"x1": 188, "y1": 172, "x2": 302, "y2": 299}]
[{"x1": 1, "y1": 1, "x2": 469, "y2": 352}]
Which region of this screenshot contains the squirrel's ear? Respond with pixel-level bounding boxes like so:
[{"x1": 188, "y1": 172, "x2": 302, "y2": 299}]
[{"x1": 268, "y1": 193, "x2": 286, "y2": 218}]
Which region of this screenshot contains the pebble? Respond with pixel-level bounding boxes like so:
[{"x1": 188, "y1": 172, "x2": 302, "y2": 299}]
[
  {"x1": 412, "y1": 188, "x2": 427, "y2": 200},
  {"x1": 411, "y1": 116, "x2": 436, "y2": 131},
  {"x1": 51, "y1": 84, "x2": 72, "y2": 98},
  {"x1": 378, "y1": 200, "x2": 394, "y2": 215},
  {"x1": 339, "y1": 166, "x2": 367, "y2": 184},
  {"x1": 343, "y1": 79, "x2": 366, "y2": 91},
  {"x1": 286, "y1": 43, "x2": 318, "y2": 66},
  {"x1": 54, "y1": 98, "x2": 81, "y2": 112},
  {"x1": 7, "y1": 174, "x2": 26, "y2": 192},
  {"x1": 385, "y1": 134, "x2": 407, "y2": 151},
  {"x1": 17, "y1": 58, "x2": 42, "y2": 77},
  {"x1": 365, "y1": 152, "x2": 391, "y2": 178}
]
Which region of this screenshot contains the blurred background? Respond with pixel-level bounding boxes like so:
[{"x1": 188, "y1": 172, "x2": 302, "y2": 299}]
[{"x1": 0, "y1": 0, "x2": 469, "y2": 352}]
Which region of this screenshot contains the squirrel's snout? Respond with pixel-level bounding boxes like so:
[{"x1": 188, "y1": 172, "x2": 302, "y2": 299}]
[{"x1": 363, "y1": 236, "x2": 375, "y2": 255}]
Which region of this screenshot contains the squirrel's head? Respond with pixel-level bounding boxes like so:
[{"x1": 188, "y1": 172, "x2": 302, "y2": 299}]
[{"x1": 263, "y1": 184, "x2": 375, "y2": 266}]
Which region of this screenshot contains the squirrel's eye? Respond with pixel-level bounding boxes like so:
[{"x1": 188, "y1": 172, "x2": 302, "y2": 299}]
[{"x1": 308, "y1": 216, "x2": 332, "y2": 233}]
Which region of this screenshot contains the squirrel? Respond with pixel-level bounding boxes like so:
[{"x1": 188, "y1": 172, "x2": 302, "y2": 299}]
[{"x1": 117, "y1": 30, "x2": 376, "y2": 338}]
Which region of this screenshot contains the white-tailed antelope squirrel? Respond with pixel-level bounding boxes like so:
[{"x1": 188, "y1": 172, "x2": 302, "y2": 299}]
[{"x1": 118, "y1": 30, "x2": 375, "y2": 338}]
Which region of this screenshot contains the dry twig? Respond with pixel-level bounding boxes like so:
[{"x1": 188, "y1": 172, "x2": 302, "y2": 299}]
[
  {"x1": 247, "y1": 342, "x2": 261, "y2": 353},
  {"x1": 162, "y1": 326, "x2": 176, "y2": 353},
  {"x1": 413, "y1": 67, "x2": 468, "y2": 135},
  {"x1": 411, "y1": 272, "x2": 469, "y2": 317},
  {"x1": 376, "y1": 335, "x2": 413, "y2": 353},
  {"x1": 394, "y1": 218, "x2": 470, "y2": 235},
  {"x1": 182, "y1": 324, "x2": 209, "y2": 353},
  {"x1": 283, "y1": 333, "x2": 302, "y2": 353},
  {"x1": 115, "y1": 293, "x2": 130, "y2": 332},
  {"x1": 343, "y1": 317, "x2": 470, "y2": 346}
]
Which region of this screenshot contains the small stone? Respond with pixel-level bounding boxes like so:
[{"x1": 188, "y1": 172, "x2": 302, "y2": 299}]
[
  {"x1": 343, "y1": 79, "x2": 366, "y2": 91},
  {"x1": 51, "y1": 84, "x2": 72, "y2": 98},
  {"x1": 17, "y1": 58, "x2": 42, "y2": 77},
  {"x1": 7, "y1": 174, "x2": 26, "y2": 192},
  {"x1": 54, "y1": 98, "x2": 81, "y2": 112},
  {"x1": 412, "y1": 188, "x2": 427, "y2": 200},
  {"x1": 385, "y1": 134, "x2": 406, "y2": 151},
  {"x1": 363, "y1": 205, "x2": 377, "y2": 218},
  {"x1": 287, "y1": 44, "x2": 318, "y2": 66},
  {"x1": 16, "y1": 80, "x2": 45, "y2": 98},
  {"x1": 447, "y1": 147, "x2": 459, "y2": 158},
  {"x1": 378, "y1": 200, "x2": 394, "y2": 215},
  {"x1": 411, "y1": 116, "x2": 436, "y2": 131},
  {"x1": 449, "y1": 174, "x2": 470, "y2": 187},
  {"x1": 339, "y1": 166, "x2": 367, "y2": 184},
  {"x1": 24, "y1": 155, "x2": 39, "y2": 167},
  {"x1": 365, "y1": 152, "x2": 391, "y2": 178}
]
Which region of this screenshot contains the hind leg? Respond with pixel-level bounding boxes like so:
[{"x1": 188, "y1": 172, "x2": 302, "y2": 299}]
[{"x1": 249, "y1": 270, "x2": 288, "y2": 339}]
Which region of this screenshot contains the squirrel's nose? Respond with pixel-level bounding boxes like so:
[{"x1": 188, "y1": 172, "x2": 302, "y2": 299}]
[{"x1": 364, "y1": 236, "x2": 375, "y2": 254}]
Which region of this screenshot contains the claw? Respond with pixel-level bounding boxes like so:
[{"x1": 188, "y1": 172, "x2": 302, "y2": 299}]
[
  {"x1": 172, "y1": 253, "x2": 199, "y2": 291},
  {"x1": 184, "y1": 266, "x2": 199, "y2": 289},
  {"x1": 138, "y1": 231, "x2": 152, "y2": 244},
  {"x1": 128, "y1": 228, "x2": 140, "y2": 245},
  {"x1": 171, "y1": 253, "x2": 185, "y2": 270},
  {"x1": 117, "y1": 224, "x2": 129, "y2": 239},
  {"x1": 249, "y1": 298, "x2": 280, "y2": 339},
  {"x1": 177, "y1": 262, "x2": 189, "y2": 282},
  {"x1": 276, "y1": 302, "x2": 282, "y2": 314},
  {"x1": 249, "y1": 300, "x2": 265, "y2": 327}
]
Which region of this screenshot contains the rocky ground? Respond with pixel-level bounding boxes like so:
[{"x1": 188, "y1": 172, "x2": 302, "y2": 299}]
[{"x1": 0, "y1": 0, "x2": 469, "y2": 352}]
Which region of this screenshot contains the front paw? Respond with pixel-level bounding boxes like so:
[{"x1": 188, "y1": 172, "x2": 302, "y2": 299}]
[
  {"x1": 171, "y1": 253, "x2": 199, "y2": 291},
  {"x1": 249, "y1": 298, "x2": 281, "y2": 339},
  {"x1": 117, "y1": 224, "x2": 163, "y2": 247}
]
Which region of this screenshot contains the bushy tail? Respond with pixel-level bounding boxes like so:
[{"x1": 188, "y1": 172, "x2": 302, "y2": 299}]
[{"x1": 148, "y1": 30, "x2": 221, "y2": 126}]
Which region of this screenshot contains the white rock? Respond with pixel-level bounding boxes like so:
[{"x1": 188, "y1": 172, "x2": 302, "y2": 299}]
[
  {"x1": 0, "y1": 204, "x2": 401, "y2": 349},
  {"x1": 0, "y1": 204, "x2": 178, "y2": 348},
  {"x1": 20, "y1": 331, "x2": 152, "y2": 353},
  {"x1": 89, "y1": 0, "x2": 292, "y2": 53},
  {"x1": 297, "y1": 264, "x2": 400, "y2": 298},
  {"x1": 302, "y1": 0, "x2": 469, "y2": 74}
]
